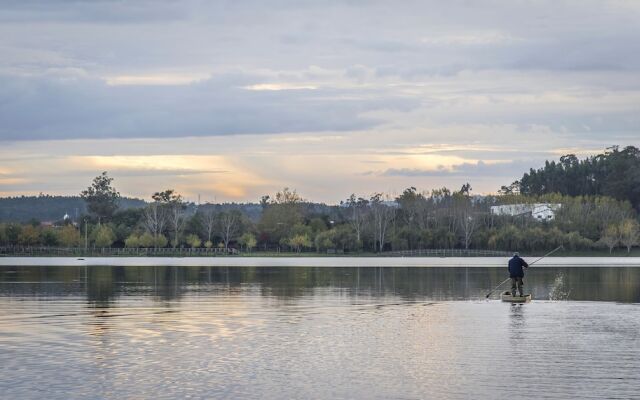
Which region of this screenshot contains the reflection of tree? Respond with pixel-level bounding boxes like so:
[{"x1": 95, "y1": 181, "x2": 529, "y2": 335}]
[
  {"x1": 86, "y1": 267, "x2": 116, "y2": 306},
  {"x1": 151, "y1": 266, "x2": 187, "y2": 302},
  {"x1": 1, "y1": 265, "x2": 639, "y2": 304}
]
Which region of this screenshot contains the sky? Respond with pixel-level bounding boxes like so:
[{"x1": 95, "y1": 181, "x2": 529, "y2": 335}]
[{"x1": 0, "y1": 0, "x2": 639, "y2": 204}]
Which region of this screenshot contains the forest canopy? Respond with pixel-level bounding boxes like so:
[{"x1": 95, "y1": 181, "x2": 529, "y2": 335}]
[{"x1": 510, "y1": 146, "x2": 640, "y2": 210}]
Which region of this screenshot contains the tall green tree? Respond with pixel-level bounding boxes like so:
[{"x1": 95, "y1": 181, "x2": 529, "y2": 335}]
[
  {"x1": 518, "y1": 146, "x2": 640, "y2": 210},
  {"x1": 258, "y1": 188, "x2": 304, "y2": 246},
  {"x1": 80, "y1": 172, "x2": 121, "y2": 222},
  {"x1": 152, "y1": 189, "x2": 186, "y2": 248}
]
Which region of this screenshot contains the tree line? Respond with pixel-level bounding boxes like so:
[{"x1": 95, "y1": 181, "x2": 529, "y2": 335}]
[
  {"x1": 505, "y1": 145, "x2": 640, "y2": 210},
  {"x1": 0, "y1": 170, "x2": 638, "y2": 254}
]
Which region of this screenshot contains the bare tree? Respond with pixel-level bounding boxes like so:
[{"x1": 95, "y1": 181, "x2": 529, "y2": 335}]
[
  {"x1": 414, "y1": 190, "x2": 435, "y2": 231},
  {"x1": 599, "y1": 224, "x2": 620, "y2": 254},
  {"x1": 458, "y1": 213, "x2": 477, "y2": 250},
  {"x1": 169, "y1": 204, "x2": 187, "y2": 248},
  {"x1": 218, "y1": 210, "x2": 241, "y2": 251},
  {"x1": 153, "y1": 189, "x2": 186, "y2": 248},
  {"x1": 369, "y1": 193, "x2": 395, "y2": 252},
  {"x1": 453, "y1": 185, "x2": 477, "y2": 250},
  {"x1": 619, "y1": 219, "x2": 640, "y2": 253},
  {"x1": 142, "y1": 202, "x2": 167, "y2": 248},
  {"x1": 345, "y1": 194, "x2": 368, "y2": 246},
  {"x1": 200, "y1": 208, "x2": 217, "y2": 243}
]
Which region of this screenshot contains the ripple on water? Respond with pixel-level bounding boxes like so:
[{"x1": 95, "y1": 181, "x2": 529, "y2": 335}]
[{"x1": 1, "y1": 291, "x2": 639, "y2": 399}]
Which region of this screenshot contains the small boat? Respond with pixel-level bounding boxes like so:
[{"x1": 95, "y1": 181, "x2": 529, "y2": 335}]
[{"x1": 501, "y1": 291, "x2": 531, "y2": 303}]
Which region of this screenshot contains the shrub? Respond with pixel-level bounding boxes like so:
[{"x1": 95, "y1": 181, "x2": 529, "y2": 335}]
[
  {"x1": 92, "y1": 225, "x2": 116, "y2": 248},
  {"x1": 237, "y1": 232, "x2": 257, "y2": 251},
  {"x1": 18, "y1": 225, "x2": 40, "y2": 246},
  {"x1": 185, "y1": 234, "x2": 202, "y2": 248},
  {"x1": 125, "y1": 234, "x2": 140, "y2": 248},
  {"x1": 57, "y1": 225, "x2": 81, "y2": 247}
]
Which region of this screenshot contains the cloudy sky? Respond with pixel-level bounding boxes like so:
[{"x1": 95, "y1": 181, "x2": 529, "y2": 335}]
[{"x1": 0, "y1": 0, "x2": 638, "y2": 203}]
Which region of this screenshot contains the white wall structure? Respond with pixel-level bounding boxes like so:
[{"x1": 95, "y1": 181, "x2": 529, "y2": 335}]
[{"x1": 490, "y1": 203, "x2": 561, "y2": 221}]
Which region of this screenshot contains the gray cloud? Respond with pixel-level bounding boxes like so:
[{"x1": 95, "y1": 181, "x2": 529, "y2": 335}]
[
  {"x1": 0, "y1": 73, "x2": 421, "y2": 141},
  {"x1": 382, "y1": 160, "x2": 546, "y2": 179},
  {"x1": 0, "y1": 0, "x2": 189, "y2": 23},
  {"x1": 0, "y1": 0, "x2": 638, "y2": 198}
]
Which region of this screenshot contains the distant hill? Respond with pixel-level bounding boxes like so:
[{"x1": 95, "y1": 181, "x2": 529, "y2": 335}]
[
  {"x1": 0, "y1": 195, "x2": 344, "y2": 224},
  {"x1": 0, "y1": 195, "x2": 146, "y2": 223}
]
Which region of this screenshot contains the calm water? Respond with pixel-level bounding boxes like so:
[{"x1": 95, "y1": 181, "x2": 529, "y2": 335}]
[{"x1": 1, "y1": 266, "x2": 639, "y2": 399}]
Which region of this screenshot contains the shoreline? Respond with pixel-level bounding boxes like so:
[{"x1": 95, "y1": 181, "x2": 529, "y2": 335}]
[{"x1": 1, "y1": 256, "x2": 639, "y2": 267}]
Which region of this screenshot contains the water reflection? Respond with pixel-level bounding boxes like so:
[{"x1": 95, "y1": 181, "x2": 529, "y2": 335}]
[
  {"x1": 1, "y1": 266, "x2": 638, "y2": 304},
  {"x1": 1, "y1": 266, "x2": 639, "y2": 400}
]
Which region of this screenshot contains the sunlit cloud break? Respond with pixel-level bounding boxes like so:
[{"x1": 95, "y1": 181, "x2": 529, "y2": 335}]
[
  {"x1": 105, "y1": 73, "x2": 211, "y2": 86},
  {"x1": 244, "y1": 83, "x2": 319, "y2": 91}
]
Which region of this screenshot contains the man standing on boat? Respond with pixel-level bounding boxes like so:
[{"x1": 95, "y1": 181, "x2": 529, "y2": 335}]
[{"x1": 508, "y1": 252, "x2": 529, "y2": 297}]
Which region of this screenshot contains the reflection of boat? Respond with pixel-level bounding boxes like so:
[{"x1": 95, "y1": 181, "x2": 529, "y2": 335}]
[{"x1": 501, "y1": 291, "x2": 531, "y2": 303}]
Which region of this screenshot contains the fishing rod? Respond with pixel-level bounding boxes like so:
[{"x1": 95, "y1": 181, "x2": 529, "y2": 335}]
[{"x1": 484, "y1": 245, "x2": 563, "y2": 299}]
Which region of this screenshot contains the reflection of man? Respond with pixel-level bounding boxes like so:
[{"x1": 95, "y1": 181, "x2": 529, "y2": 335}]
[{"x1": 508, "y1": 252, "x2": 529, "y2": 297}]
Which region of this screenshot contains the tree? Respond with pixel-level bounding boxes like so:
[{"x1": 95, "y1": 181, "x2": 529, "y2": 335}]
[
  {"x1": 315, "y1": 229, "x2": 336, "y2": 252},
  {"x1": 125, "y1": 234, "x2": 140, "y2": 248},
  {"x1": 217, "y1": 210, "x2": 241, "y2": 250},
  {"x1": 138, "y1": 232, "x2": 167, "y2": 248},
  {"x1": 288, "y1": 234, "x2": 311, "y2": 253},
  {"x1": 517, "y1": 146, "x2": 640, "y2": 210},
  {"x1": 499, "y1": 181, "x2": 520, "y2": 195},
  {"x1": 57, "y1": 225, "x2": 81, "y2": 247},
  {"x1": 619, "y1": 219, "x2": 640, "y2": 253},
  {"x1": 345, "y1": 194, "x2": 368, "y2": 247},
  {"x1": 138, "y1": 232, "x2": 155, "y2": 248},
  {"x1": 92, "y1": 225, "x2": 116, "y2": 248},
  {"x1": 4, "y1": 223, "x2": 22, "y2": 245},
  {"x1": 80, "y1": 172, "x2": 120, "y2": 222},
  {"x1": 259, "y1": 195, "x2": 270, "y2": 209},
  {"x1": 369, "y1": 193, "x2": 395, "y2": 252},
  {"x1": 453, "y1": 185, "x2": 477, "y2": 250},
  {"x1": 18, "y1": 225, "x2": 40, "y2": 245},
  {"x1": 41, "y1": 228, "x2": 59, "y2": 246},
  {"x1": 0, "y1": 224, "x2": 6, "y2": 245},
  {"x1": 142, "y1": 202, "x2": 167, "y2": 248},
  {"x1": 333, "y1": 224, "x2": 359, "y2": 251},
  {"x1": 185, "y1": 234, "x2": 202, "y2": 248},
  {"x1": 258, "y1": 188, "x2": 304, "y2": 246},
  {"x1": 200, "y1": 208, "x2": 217, "y2": 243},
  {"x1": 238, "y1": 232, "x2": 257, "y2": 252},
  {"x1": 152, "y1": 190, "x2": 187, "y2": 248},
  {"x1": 274, "y1": 187, "x2": 303, "y2": 204},
  {"x1": 599, "y1": 225, "x2": 620, "y2": 254}
]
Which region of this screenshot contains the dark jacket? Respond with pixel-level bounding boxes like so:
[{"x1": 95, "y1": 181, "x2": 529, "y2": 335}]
[{"x1": 508, "y1": 256, "x2": 529, "y2": 278}]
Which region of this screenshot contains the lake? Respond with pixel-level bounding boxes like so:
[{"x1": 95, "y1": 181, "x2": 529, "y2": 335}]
[{"x1": 1, "y1": 266, "x2": 639, "y2": 399}]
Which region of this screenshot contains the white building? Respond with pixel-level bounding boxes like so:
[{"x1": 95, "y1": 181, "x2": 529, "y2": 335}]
[{"x1": 490, "y1": 203, "x2": 561, "y2": 221}]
